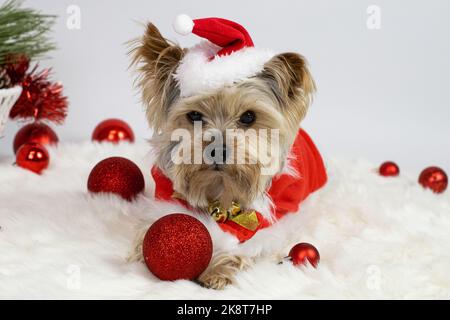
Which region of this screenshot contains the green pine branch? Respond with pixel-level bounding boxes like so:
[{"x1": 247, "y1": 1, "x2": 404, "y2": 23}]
[{"x1": 0, "y1": 0, "x2": 56, "y2": 64}]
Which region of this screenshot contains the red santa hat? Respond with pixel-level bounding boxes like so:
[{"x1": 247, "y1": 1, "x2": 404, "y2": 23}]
[{"x1": 172, "y1": 14, "x2": 275, "y2": 97}]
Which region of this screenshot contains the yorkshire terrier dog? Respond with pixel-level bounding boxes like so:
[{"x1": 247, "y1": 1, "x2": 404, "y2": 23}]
[{"x1": 129, "y1": 15, "x2": 327, "y2": 289}]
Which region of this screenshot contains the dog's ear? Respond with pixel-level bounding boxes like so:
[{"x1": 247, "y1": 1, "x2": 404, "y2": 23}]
[
  {"x1": 130, "y1": 23, "x2": 184, "y2": 131},
  {"x1": 259, "y1": 53, "x2": 316, "y2": 122}
]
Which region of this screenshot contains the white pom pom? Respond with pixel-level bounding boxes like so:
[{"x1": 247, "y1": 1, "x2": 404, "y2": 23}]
[{"x1": 173, "y1": 14, "x2": 194, "y2": 35}]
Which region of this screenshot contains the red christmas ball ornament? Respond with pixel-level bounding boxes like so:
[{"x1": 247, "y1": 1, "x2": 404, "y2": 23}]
[
  {"x1": 288, "y1": 243, "x2": 320, "y2": 268},
  {"x1": 16, "y1": 142, "x2": 49, "y2": 174},
  {"x1": 13, "y1": 122, "x2": 58, "y2": 154},
  {"x1": 87, "y1": 157, "x2": 145, "y2": 201},
  {"x1": 379, "y1": 161, "x2": 400, "y2": 177},
  {"x1": 418, "y1": 166, "x2": 448, "y2": 194},
  {"x1": 143, "y1": 214, "x2": 213, "y2": 281},
  {"x1": 92, "y1": 119, "x2": 135, "y2": 144}
]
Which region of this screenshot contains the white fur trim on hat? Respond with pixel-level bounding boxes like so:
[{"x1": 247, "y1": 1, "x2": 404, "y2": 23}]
[
  {"x1": 174, "y1": 41, "x2": 275, "y2": 97},
  {"x1": 173, "y1": 14, "x2": 194, "y2": 35}
]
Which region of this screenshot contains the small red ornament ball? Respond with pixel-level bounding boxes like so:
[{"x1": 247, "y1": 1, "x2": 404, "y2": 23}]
[
  {"x1": 379, "y1": 161, "x2": 400, "y2": 177},
  {"x1": 87, "y1": 157, "x2": 145, "y2": 201},
  {"x1": 16, "y1": 142, "x2": 49, "y2": 174},
  {"x1": 13, "y1": 122, "x2": 58, "y2": 154},
  {"x1": 92, "y1": 119, "x2": 135, "y2": 144},
  {"x1": 143, "y1": 214, "x2": 213, "y2": 281},
  {"x1": 418, "y1": 166, "x2": 448, "y2": 194},
  {"x1": 288, "y1": 243, "x2": 320, "y2": 268}
]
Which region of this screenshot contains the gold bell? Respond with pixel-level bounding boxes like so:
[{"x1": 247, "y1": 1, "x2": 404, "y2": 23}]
[
  {"x1": 208, "y1": 200, "x2": 228, "y2": 223},
  {"x1": 229, "y1": 201, "x2": 242, "y2": 217}
]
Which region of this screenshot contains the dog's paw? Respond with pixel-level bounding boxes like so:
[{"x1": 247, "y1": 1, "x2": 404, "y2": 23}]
[
  {"x1": 126, "y1": 227, "x2": 148, "y2": 263},
  {"x1": 197, "y1": 253, "x2": 253, "y2": 290}
]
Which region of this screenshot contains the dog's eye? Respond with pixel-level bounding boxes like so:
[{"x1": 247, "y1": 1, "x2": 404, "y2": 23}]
[
  {"x1": 187, "y1": 111, "x2": 203, "y2": 123},
  {"x1": 239, "y1": 111, "x2": 256, "y2": 125}
]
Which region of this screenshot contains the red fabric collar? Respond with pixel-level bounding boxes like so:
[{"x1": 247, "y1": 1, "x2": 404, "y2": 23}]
[{"x1": 151, "y1": 129, "x2": 327, "y2": 242}]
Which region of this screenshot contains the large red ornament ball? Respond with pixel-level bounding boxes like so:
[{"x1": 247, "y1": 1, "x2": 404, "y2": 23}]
[
  {"x1": 92, "y1": 119, "x2": 135, "y2": 144},
  {"x1": 87, "y1": 157, "x2": 145, "y2": 201},
  {"x1": 143, "y1": 214, "x2": 213, "y2": 281},
  {"x1": 418, "y1": 166, "x2": 448, "y2": 194},
  {"x1": 379, "y1": 161, "x2": 400, "y2": 177},
  {"x1": 288, "y1": 243, "x2": 320, "y2": 268},
  {"x1": 16, "y1": 142, "x2": 49, "y2": 174},
  {"x1": 13, "y1": 122, "x2": 58, "y2": 154}
]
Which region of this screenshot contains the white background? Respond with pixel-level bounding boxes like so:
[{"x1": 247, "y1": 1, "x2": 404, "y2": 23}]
[{"x1": 1, "y1": 0, "x2": 449, "y2": 174}]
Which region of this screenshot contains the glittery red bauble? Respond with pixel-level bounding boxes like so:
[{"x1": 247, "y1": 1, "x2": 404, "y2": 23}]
[
  {"x1": 92, "y1": 119, "x2": 135, "y2": 144},
  {"x1": 289, "y1": 243, "x2": 320, "y2": 268},
  {"x1": 379, "y1": 161, "x2": 400, "y2": 177},
  {"x1": 16, "y1": 142, "x2": 49, "y2": 174},
  {"x1": 87, "y1": 157, "x2": 145, "y2": 201},
  {"x1": 143, "y1": 214, "x2": 213, "y2": 281},
  {"x1": 418, "y1": 166, "x2": 448, "y2": 194},
  {"x1": 13, "y1": 122, "x2": 58, "y2": 154}
]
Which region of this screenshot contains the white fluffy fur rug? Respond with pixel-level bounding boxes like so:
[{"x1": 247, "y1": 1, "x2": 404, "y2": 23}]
[{"x1": 0, "y1": 142, "x2": 449, "y2": 299}]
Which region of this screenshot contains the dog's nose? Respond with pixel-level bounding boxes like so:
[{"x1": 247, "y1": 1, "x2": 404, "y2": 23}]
[{"x1": 210, "y1": 144, "x2": 227, "y2": 164}]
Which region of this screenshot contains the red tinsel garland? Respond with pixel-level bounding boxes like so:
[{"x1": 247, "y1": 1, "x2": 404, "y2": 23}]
[
  {"x1": 9, "y1": 65, "x2": 68, "y2": 124},
  {"x1": 4, "y1": 54, "x2": 30, "y2": 86}
]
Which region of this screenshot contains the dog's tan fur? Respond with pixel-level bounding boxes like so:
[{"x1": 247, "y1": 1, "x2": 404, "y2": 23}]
[{"x1": 130, "y1": 22, "x2": 315, "y2": 289}]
